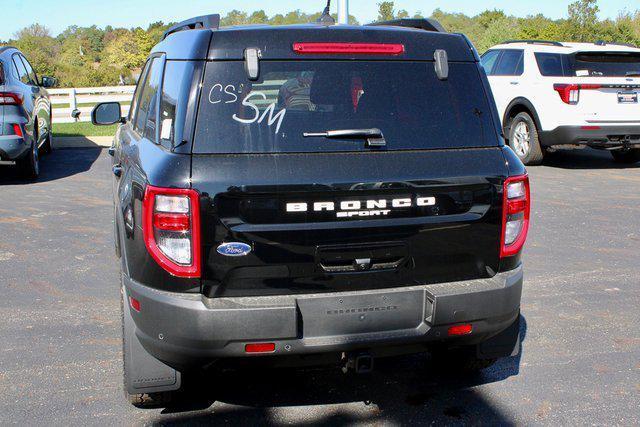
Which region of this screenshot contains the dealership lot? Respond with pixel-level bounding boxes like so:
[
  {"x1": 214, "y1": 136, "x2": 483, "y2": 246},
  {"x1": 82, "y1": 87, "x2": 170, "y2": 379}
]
[{"x1": 0, "y1": 147, "x2": 638, "y2": 425}]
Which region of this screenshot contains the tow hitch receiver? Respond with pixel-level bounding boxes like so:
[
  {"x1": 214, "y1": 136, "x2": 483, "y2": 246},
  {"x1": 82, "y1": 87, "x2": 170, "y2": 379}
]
[{"x1": 342, "y1": 352, "x2": 374, "y2": 374}]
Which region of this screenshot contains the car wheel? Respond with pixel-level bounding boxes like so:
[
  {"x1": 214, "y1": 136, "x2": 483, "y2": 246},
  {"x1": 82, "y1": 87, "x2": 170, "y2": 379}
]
[
  {"x1": 16, "y1": 140, "x2": 40, "y2": 180},
  {"x1": 508, "y1": 112, "x2": 544, "y2": 166},
  {"x1": 611, "y1": 148, "x2": 640, "y2": 164}
]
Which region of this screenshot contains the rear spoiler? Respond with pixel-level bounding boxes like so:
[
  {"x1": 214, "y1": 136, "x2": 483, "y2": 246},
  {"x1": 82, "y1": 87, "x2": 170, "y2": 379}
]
[
  {"x1": 367, "y1": 18, "x2": 446, "y2": 33},
  {"x1": 162, "y1": 14, "x2": 221, "y2": 41}
]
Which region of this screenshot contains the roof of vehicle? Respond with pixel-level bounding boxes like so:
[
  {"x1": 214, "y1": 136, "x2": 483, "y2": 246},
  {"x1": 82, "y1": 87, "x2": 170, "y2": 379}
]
[
  {"x1": 152, "y1": 20, "x2": 478, "y2": 62},
  {"x1": 489, "y1": 41, "x2": 640, "y2": 54}
]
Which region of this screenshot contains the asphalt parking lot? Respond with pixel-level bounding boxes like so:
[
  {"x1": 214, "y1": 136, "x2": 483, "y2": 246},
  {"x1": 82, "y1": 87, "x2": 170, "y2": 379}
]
[{"x1": 0, "y1": 147, "x2": 639, "y2": 425}]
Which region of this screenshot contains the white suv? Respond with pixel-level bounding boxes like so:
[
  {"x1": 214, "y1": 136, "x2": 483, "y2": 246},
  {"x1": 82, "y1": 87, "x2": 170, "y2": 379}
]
[{"x1": 482, "y1": 40, "x2": 640, "y2": 165}]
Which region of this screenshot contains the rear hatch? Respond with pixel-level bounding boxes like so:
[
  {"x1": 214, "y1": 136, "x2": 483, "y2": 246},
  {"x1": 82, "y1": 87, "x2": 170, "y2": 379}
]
[
  {"x1": 192, "y1": 49, "x2": 508, "y2": 297},
  {"x1": 542, "y1": 51, "x2": 640, "y2": 123}
]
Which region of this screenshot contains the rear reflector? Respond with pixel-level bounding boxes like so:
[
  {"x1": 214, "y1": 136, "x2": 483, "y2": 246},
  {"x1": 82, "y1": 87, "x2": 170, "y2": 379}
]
[
  {"x1": 448, "y1": 324, "x2": 473, "y2": 336},
  {"x1": 12, "y1": 124, "x2": 23, "y2": 138},
  {"x1": 129, "y1": 296, "x2": 141, "y2": 312},
  {"x1": 501, "y1": 175, "x2": 531, "y2": 258},
  {"x1": 245, "y1": 343, "x2": 276, "y2": 353},
  {"x1": 293, "y1": 42, "x2": 405, "y2": 55}
]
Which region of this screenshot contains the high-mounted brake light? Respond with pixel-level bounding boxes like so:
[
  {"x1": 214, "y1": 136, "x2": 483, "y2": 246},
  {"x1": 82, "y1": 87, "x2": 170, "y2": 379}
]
[
  {"x1": 500, "y1": 175, "x2": 531, "y2": 258},
  {"x1": 0, "y1": 92, "x2": 23, "y2": 105},
  {"x1": 553, "y1": 84, "x2": 601, "y2": 105},
  {"x1": 293, "y1": 42, "x2": 405, "y2": 55},
  {"x1": 143, "y1": 186, "x2": 201, "y2": 278}
]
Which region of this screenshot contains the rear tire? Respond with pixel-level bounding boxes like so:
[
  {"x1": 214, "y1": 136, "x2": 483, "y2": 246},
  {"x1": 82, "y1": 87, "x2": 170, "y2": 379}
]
[
  {"x1": 16, "y1": 140, "x2": 40, "y2": 180},
  {"x1": 508, "y1": 112, "x2": 544, "y2": 166},
  {"x1": 611, "y1": 148, "x2": 640, "y2": 164},
  {"x1": 43, "y1": 129, "x2": 53, "y2": 154}
]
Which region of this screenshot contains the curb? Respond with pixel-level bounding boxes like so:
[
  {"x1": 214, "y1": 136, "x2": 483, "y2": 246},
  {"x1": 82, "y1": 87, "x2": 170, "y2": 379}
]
[{"x1": 53, "y1": 136, "x2": 114, "y2": 149}]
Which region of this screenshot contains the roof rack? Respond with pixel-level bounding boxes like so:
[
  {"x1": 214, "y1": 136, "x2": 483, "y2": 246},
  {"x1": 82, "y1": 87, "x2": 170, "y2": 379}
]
[
  {"x1": 367, "y1": 18, "x2": 447, "y2": 33},
  {"x1": 502, "y1": 40, "x2": 564, "y2": 47},
  {"x1": 162, "y1": 14, "x2": 221, "y2": 41}
]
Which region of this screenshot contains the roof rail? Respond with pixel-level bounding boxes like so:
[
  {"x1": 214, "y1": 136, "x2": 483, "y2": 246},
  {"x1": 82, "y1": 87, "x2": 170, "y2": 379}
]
[
  {"x1": 502, "y1": 40, "x2": 564, "y2": 47},
  {"x1": 162, "y1": 14, "x2": 221, "y2": 41},
  {"x1": 367, "y1": 18, "x2": 447, "y2": 33}
]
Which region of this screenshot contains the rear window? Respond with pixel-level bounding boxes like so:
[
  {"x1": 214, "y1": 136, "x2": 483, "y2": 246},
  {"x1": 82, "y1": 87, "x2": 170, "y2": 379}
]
[
  {"x1": 193, "y1": 61, "x2": 498, "y2": 154},
  {"x1": 536, "y1": 51, "x2": 640, "y2": 77}
]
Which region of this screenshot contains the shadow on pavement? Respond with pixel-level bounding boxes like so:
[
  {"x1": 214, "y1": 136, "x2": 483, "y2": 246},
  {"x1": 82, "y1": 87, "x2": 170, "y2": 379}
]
[
  {"x1": 541, "y1": 148, "x2": 640, "y2": 170},
  {"x1": 149, "y1": 316, "x2": 527, "y2": 425},
  {"x1": 0, "y1": 148, "x2": 102, "y2": 185}
]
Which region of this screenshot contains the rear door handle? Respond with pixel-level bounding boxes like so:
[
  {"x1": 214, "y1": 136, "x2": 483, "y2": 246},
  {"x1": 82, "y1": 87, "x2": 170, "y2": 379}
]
[{"x1": 112, "y1": 164, "x2": 123, "y2": 177}]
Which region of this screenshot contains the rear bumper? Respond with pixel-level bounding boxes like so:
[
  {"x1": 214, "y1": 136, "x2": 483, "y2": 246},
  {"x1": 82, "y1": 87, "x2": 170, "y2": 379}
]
[
  {"x1": 541, "y1": 125, "x2": 640, "y2": 148},
  {"x1": 0, "y1": 135, "x2": 28, "y2": 161},
  {"x1": 125, "y1": 266, "x2": 523, "y2": 368}
]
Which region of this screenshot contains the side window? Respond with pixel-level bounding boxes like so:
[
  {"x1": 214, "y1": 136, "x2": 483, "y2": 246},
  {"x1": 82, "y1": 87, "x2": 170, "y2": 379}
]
[
  {"x1": 128, "y1": 61, "x2": 152, "y2": 123},
  {"x1": 20, "y1": 55, "x2": 38, "y2": 85},
  {"x1": 159, "y1": 61, "x2": 195, "y2": 150},
  {"x1": 481, "y1": 50, "x2": 501, "y2": 76},
  {"x1": 535, "y1": 53, "x2": 567, "y2": 77},
  {"x1": 493, "y1": 50, "x2": 525, "y2": 76},
  {"x1": 12, "y1": 55, "x2": 30, "y2": 85},
  {"x1": 133, "y1": 57, "x2": 163, "y2": 141}
]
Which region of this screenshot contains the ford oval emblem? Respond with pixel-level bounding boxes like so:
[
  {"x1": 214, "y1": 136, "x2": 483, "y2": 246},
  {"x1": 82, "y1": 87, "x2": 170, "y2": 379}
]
[{"x1": 217, "y1": 242, "x2": 252, "y2": 257}]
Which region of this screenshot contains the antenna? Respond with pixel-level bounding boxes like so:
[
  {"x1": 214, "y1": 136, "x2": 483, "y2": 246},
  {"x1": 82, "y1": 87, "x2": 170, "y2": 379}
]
[{"x1": 317, "y1": 0, "x2": 335, "y2": 25}]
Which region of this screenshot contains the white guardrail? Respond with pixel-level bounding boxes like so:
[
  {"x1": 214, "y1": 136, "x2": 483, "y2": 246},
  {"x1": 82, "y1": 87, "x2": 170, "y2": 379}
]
[{"x1": 49, "y1": 86, "x2": 136, "y2": 124}]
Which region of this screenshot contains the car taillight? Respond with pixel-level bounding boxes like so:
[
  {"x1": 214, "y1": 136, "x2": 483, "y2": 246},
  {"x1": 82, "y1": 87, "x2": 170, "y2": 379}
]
[
  {"x1": 0, "y1": 92, "x2": 23, "y2": 105},
  {"x1": 553, "y1": 84, "x2": 601, "y2": 105},
  {"x1": 501, "y1": 175, "x2": 531, "y2": 258},
  {"x1": 293, "y1": 42, "x2": 405, "y2": 55},
  {"x1": 142, "y1": 186, "x2": 201, "y2": 278},
  {"x1": 11, "y1": 124, "x2": 23, "y2": 138}
]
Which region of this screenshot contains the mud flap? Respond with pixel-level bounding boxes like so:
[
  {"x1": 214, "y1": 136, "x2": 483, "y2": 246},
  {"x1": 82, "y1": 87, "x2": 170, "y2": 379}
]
[
  {"x1": 122, "y1": 286, "x2": 181, "y2": 395},
  {"x1": 476, "y1": 314, "x2": 521, "y2": 360}
]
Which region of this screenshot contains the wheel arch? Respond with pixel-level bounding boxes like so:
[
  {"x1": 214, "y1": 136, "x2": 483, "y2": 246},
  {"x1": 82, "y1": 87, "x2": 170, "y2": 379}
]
[{"x1": 502, "y1": 98, "x2": 543, "y2": 142}]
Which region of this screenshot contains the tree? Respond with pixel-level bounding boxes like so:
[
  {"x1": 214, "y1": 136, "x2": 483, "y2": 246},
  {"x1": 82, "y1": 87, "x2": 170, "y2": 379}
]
[
  {"x1": 567, "y1": 0, "x2": 600, "y2": 41},
  {"x1": 377, "y1": 2, "x2": 395, "y2": 21}
]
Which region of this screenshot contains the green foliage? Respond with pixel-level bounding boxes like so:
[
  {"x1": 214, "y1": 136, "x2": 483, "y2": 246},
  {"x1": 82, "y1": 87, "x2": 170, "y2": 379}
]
[{"x1": 3, "y1": 1, "x2": 640, "y2": 87}]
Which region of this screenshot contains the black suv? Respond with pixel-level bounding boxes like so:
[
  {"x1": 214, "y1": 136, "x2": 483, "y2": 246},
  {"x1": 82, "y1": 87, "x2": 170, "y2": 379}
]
[{"x1": 93, "y1": 14, "x2": 530, "y2": 407}]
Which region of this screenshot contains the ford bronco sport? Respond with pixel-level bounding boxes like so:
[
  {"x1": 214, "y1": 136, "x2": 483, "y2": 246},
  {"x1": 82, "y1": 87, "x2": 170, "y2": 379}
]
[{"x1": 92, "y1": 13, "x2": 530, "y2": 407}]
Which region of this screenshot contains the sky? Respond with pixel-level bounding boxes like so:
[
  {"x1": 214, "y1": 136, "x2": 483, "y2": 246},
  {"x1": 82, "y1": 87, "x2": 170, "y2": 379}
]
[{"x1": 1, "y1": 0, "x2": 635, "y2": 40}]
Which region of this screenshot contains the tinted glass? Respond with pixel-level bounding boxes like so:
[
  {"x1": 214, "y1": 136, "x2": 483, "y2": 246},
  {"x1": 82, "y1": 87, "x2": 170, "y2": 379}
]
[
  {"x1": 134, "y1": 58, "x2": 163, "y2": 140},
  {"x1": 535, "y1": 53, "x2": 570, "y2": 76},
  {"x1": 481, "y1": 50, "x2": 500, "y2": 75},
  {"x1": 12, "y1": 56, "x2": 29, "y2": 84},
  {"x1": 194, "y1": 61, "x2": 498, "y2": 154},
  {"x1": 129, "y1": 60, "x2": 152, "y2": 122},
  {"x1": 159, "y1": 61, "x2": 195, "y2": 149},
  {"x1": 20, "y1": 56, "x2": 38, "y2": 85},
  {"x1": 573, "y1": 52, "x2": 640, "y2": 77},
  {"x1": 493, "y1": 50, "x2": 524, "y2": 76}
]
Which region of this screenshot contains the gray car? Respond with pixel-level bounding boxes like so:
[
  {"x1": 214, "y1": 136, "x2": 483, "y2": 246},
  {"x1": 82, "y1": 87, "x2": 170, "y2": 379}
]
[{"x1": 0, "y1": 47, "x2": 55, "y2": 179}]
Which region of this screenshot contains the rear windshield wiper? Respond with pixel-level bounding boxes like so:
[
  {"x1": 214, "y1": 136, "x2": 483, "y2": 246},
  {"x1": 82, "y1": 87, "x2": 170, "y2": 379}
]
[{"x1": 303, "y1": 128, "x2": 386, "y2": 148}]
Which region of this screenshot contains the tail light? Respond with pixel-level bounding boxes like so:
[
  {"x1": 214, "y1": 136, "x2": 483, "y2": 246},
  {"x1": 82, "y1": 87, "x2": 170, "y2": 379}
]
[
  {"x1": 553, "y1": 84, "x2": 601, "y2": 105},
  {"x1": 501, "y1": 175, "x2": 531, "y2": 258},
  {"x1": 0, "y1": 92, "x2": 23, "y2": 105},
  {"x1": 142, "y1": 186, "x2": 201, "y2": 278}
]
